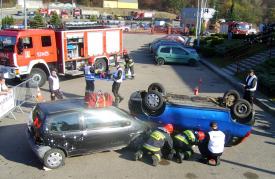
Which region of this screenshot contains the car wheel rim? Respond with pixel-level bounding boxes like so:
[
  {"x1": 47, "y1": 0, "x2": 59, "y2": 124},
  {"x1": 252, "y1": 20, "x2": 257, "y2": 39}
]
[
  {"x1": 47, "y1": 152, "x2": 63, "y2": 168},
  {"x1": 237, "y1": 104, "x2": 248, "y2": 114},
  {"x1": 32, "y1": 74, "x2": 42, "y2": 84},
  {"x1": 226, "y1": 95, "x2": 236, "y2": 106},
  {"x1": 146, "y1": 94, "x2": 160, "y2": 107}
]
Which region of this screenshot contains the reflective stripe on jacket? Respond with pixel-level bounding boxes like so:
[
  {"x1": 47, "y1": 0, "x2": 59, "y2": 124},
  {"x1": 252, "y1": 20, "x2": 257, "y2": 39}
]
[
  {"x1": 245, "y1": 75, "x2": 257, "y2": 91},
  {"x1": 113, "y1": 67, "x2": 123, "y2": 83},
  {"x1": 174, "y1": 134, "x2": 189, "y2": 145},
  {"x1": 84, "y1": 65, "x2": 95, "y2": 81}
]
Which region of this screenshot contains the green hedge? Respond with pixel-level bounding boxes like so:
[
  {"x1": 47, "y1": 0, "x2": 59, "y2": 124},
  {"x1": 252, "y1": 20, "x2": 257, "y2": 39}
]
[{"x1": 255, "y1": 58, "x2": 275, "y2": 97}]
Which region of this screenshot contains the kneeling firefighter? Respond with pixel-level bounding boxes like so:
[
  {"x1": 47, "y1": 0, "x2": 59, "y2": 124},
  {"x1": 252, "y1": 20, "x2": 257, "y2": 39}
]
[
  {"x1": 174, "y1": 130, "x2": 205, "y2": 163},
  {"x1": 134, "y1": 124, "x2": 175, "y2": 166}
]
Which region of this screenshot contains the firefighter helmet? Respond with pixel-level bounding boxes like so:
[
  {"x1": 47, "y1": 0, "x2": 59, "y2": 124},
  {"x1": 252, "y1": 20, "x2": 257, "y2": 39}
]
[{"x1": 163, "y1": 124, "x2": 174, "y2": 134}]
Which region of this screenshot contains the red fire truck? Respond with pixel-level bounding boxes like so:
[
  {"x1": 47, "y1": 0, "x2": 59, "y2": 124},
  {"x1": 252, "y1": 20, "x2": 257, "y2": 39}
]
[{"x1": 0, "y1": 27, "x2": 123, "y2": 86}]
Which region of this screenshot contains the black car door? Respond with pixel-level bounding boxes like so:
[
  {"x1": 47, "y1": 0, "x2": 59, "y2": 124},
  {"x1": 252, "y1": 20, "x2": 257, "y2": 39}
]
[
  {"x1": 82, "y1": 109, "x2": 132, "y2": 153},
  {"x1": 46, "y1": 111, "x2": 86, "y2": 156}
]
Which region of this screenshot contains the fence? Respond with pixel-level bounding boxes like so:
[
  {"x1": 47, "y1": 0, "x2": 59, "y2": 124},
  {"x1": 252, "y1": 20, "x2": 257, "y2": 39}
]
[{"x1": 0, "y1": 79, "x2": 39, "y2": 120}]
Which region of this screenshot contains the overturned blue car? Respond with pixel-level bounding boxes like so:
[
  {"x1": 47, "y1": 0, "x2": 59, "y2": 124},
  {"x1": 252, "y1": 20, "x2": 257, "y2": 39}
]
[{"x1": 128, "y1": 83, "x2": 254, "y2": 147}]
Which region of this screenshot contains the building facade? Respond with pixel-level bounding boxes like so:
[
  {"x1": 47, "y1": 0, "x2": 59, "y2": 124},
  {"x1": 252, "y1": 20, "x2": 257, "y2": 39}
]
[{"x1": 103, "y1": 0, "x2": 138, "y2": 9}]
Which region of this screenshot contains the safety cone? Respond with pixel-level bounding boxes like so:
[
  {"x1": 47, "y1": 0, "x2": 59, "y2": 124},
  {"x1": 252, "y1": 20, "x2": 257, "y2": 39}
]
[{"x1": 36, "y1": 87, "x2": 45, "y2": 102}]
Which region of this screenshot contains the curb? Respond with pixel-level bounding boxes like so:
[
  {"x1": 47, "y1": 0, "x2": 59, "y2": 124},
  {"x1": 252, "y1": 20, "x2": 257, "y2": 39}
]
[{"x1": 200, "y1": 59, "x2": 275, "y2": 116}]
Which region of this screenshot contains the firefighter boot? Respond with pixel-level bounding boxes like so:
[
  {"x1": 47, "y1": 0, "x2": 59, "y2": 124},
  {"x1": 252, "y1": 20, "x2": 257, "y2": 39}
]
[
  {"x1": 134, "y1": 150, "x2": 143, "y2": 161},
  {"x1": 152, "y1": 154, "x2": 160, "y2": 166},
  {"x1": 176, "y1": 152, "x2": 184, "y2": 163}
]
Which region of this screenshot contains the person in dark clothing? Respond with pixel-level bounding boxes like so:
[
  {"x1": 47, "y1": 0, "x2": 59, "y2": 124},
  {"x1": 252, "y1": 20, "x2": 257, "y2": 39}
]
[
  {"x1": 198, "y1": 122, "x2": 225, "y2": 166},
  {"x1": 243, "y1": 69, "x2": 257, "y2": 105},
  {"x1": 134, "y1": 124, "x2": 175, "y2": 166},
  {"x1": 84, "y1": 63, "x2": 95, "y2": 93},
  {"x1": 174, "y1": 130, "x2": 205, "y2": 163},
  {"x1": 124, "y1": 53, "x2": 135, "y2": 79},
  {"x1": 112, "y1": 64, "x2": 124, "y2": 106}
]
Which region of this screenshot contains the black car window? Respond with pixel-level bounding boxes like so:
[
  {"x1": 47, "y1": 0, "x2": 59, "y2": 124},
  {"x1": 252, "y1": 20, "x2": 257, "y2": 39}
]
[
  {"x1": 83, "y1": 109, "x2": 131, "y2": 130},
  {"x1": 172, "y1": 47, "x2": 188, "y2": 55},
  {"x1": 49, "y1": 112, "x2": 80, "y2": 132},
  {"x1": 160, "y1": 47, "x2": 170, "y2": 53}
]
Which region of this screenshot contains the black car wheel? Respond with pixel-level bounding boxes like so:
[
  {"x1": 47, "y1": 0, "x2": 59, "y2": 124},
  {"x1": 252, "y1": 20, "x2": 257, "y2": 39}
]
[
  {"x1": 128, "y1": 91, "x2": 143, "y2": 115},
  {"x1": 148, "y1": 83, "x2": 166, "y2": 96},
  {"x1": 43, "y1": 149, "x2": 65, "y2": 169},
  {"x1": 157, "y1": 58, "x2": 165, "y2": 65},
  {"x1": 232, "y1": 99, "x2": 252, "y2": 120},
  {"x1": 142, "y1": 91, "x2": 164, "y2": 111},
  {"x1": 223, "y1": 90, "x2": 240, "y2": 107},
  {"x1": 94, "y1": 59, "x2": 107, "y2": 72},
  {"x1": 28, "y1": 68, "x2": 47, "y2": 87},
  {"x1": 188, "y1": 59, "x2": 197, "y2": 66},
  {"x1": 235, "y1": 110, "x2": 255, "y2": 126}
]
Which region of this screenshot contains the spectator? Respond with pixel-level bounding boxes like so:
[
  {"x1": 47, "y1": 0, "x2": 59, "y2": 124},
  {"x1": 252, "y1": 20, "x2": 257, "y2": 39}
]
[
  {"x1": 243, "y1": 69, "x2": 257, "y2": 105},
  {"x1": 0, "y1": 75, "x2": 10, "y2": 95},
  {"x1": 48, "y1": 69, "x2": 63, "y2": 101}
]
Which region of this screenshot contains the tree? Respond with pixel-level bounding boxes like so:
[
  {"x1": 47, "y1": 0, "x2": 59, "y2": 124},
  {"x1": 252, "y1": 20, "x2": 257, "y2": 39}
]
[
  {"x1": 49, "y1": 12, "x2": 62, "y2": 28},
  {"x1": 29, "y1": 13, "x2": 45, "y2": 29},
  {"x1": 1, "y1": 16, "x2": 15, "y2": 28},
  {"x1": 166, "y1": 0, "x2": 188, "y2": 13}
]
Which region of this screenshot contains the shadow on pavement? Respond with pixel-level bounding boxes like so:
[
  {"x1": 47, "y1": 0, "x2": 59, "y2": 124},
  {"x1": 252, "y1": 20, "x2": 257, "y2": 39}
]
[
  {"x1": 0, "y1": 124, "x2": 42, "y2": 169},
  {"x1": 251, "y1": 110, "x2": 274, "y2": 138},
  {"x1": 221, "y1": 158, "x2": 275, "y2": 175}
]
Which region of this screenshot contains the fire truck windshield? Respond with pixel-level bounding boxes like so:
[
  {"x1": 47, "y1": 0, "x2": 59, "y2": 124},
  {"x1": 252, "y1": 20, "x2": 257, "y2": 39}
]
[
  {"x1": 236, "y1": 24, "x2": 250, "y2": 31},
  {"x1": 0, "y1": 36, "x2": 16, "y2": 52}
]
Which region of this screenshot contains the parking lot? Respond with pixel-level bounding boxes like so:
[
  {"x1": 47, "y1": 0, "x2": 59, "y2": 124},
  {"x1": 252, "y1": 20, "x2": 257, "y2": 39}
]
[{"x1": 0, "y1": 33, "x2": 275, "y2": 179}]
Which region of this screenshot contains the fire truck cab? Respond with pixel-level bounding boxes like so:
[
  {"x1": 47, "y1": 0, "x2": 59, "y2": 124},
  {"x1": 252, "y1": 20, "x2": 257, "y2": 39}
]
[{"x1": 0, "y1": 27, "x2": 123, "y2": 86}]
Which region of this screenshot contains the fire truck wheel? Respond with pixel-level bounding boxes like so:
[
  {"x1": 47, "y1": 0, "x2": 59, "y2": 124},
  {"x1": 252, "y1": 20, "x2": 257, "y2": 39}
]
[
  {"x1": 94, "y1": 59, "x2": 107, "y2": 72},
  {"x1": 29, "y1": 68, "x2": 47, "y2": 87}
]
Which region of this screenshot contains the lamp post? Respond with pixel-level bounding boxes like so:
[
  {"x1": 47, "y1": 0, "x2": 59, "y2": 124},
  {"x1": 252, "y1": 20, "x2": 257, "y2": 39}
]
[
  {"x1": 24, "y1": 0, "x2": 27, "y2": 29},
  {"x1": 1, "y1": 0, "x2": 2, "y2": 29}
]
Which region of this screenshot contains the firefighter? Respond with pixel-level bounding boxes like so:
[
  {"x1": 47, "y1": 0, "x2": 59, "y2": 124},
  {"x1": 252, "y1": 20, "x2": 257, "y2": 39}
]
[
  {"x1": 123, "y1": 50, "x2": 135, "y2": 79},
  {"x1": 112, "y1": 64, "x2": 124, "y2": 106},
  {"x1": 48, "y1": 68, "x2": 63, "y2": 101},
  {"x1": 84, "y1": 62, "x2": 95, "y2": 93},
  {"x1": 198, "y1": 122, "x2": 225, "y2": 166},
  {"x1": 134, "y1": 124, "x2": 175, "y2": 166},
  {"x1": 174, "y1": 130, "x2": 205, "y2": 163},
  {"x1": 243, "y1": 69, "x2": 257, "y2": 105}
]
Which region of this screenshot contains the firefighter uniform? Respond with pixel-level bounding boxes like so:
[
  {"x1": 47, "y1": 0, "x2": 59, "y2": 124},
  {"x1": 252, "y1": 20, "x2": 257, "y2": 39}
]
[
  {"x1": 84, "y1": 64, "x2": 95, "y2": 93},
  {"x1": 174, "y1": 130, "x2": 196, "y2": 162},
  {"x1": 124, "y1": 55, "x2": 135, "y2": 79},
  {"x1": 134, "y1": 125, "x2": 174, "y2": 166},
  {"x1": 112, "y1": 65, "x2": 124, "y2": 105}
]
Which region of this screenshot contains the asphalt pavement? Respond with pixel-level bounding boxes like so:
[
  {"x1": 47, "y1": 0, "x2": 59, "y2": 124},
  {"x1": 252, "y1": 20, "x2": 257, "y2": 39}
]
[{"x1": 0, "y1": 33, "x2": 275, "y2": 179}]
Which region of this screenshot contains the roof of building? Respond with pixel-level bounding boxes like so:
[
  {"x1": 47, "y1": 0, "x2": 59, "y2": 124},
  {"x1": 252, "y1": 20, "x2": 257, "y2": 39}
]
[{"x1": 118, "y1": 0, "x2": 138, "y2": 3}]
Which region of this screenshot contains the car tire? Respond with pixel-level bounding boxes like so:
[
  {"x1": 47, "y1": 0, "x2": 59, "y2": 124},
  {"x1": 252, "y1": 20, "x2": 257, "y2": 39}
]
[
  {"x1": 28, "y1": 68, "x2": 47, "y2": 87},
  {"x1": 235, "y1": 110, "x2": 255, "y2": 126},
  {"x1": 157, "y1": 58, "x2": 165, "y2": 65},
  {"x1": 148, "y1": 83, "x2": 166, "y2": 96},
  {"x1": 188, "y1": 59, "x2": 197, "y2": 66},
  {"x1": 43, "y1": 149, "x2": 65, "y2": 169},
  {"x1": 142, "y1": 90, "x2": 164, "y2": 111},
  {"x1": 223, "y1": 90, "x2": 240, "y2": 108},
  {"x1": 232, "y1": 99, "x2": 252, "y2": 120},
  {"x1": 94, "y1": 58, "x2": 107, "y2": 72},
  {"x1": 128, "y1": 91, "x2": 143, "y2": 115}
]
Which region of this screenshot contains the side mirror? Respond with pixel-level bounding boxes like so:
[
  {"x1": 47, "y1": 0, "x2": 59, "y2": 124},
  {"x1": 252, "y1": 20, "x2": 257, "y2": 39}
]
[{"x1": 17, "y1": 38, "x2": 24, "y2": 54}]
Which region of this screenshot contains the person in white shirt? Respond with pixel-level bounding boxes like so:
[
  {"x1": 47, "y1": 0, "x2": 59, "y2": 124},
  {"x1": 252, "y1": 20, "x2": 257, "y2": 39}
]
[
  {"x1": 243, "y1": 69, "x2": 257, "y2": 105},
  {"x1": 198, "y1": 121, "x2": 225, "y2": 166},
  {"x1": 48, "y1": 69, "x2": 63, "y2": 101},
  {"x1": 0, "y1": 75, "x2": 10, "y2": 95}
]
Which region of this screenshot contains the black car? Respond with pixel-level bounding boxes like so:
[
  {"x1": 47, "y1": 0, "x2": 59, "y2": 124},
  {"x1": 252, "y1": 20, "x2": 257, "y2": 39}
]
[{"x1": 26, "y1": 99, "x2": 148, "y2": 169}]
